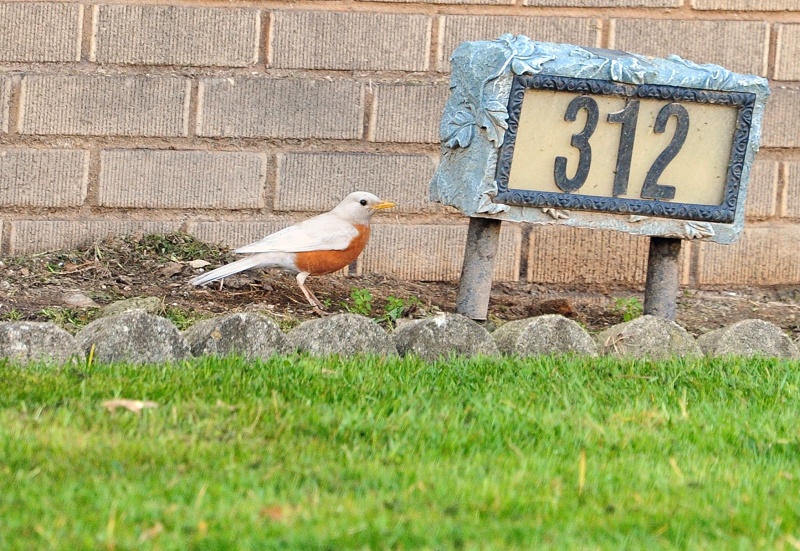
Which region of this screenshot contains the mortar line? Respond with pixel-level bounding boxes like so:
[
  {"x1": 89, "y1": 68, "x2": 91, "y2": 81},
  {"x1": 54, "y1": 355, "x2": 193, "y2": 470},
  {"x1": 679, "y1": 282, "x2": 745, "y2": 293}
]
[
  {"x1": 81, "y1": 3, "x2": 95, "y2": 62},
  {"x1": 6, "y1": 74, "x2": 22, "y2": 136},
  {"x1": 767, "y1": 21, "x2": 779, "y2": 80},
  {"x1": 777, "y1": 160, "x2": 788, "y2": 218},
  {"x1": 363, "y1": 81, "x2": 376, "y2": 143},
  {"x1": 186, "y1": 79, "x2": 200, "y2": 139}
]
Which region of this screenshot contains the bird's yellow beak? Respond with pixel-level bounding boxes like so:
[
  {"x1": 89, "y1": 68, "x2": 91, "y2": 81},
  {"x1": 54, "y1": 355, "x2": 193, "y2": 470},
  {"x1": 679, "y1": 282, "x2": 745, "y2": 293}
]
[{"x1": 371, "y1": 201, "x2": 396, "y2": 210}]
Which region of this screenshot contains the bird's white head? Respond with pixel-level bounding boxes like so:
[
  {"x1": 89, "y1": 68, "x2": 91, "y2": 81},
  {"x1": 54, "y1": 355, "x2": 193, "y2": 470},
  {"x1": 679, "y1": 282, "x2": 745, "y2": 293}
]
[{"x1": 332, "y1": 191, "x2": 396, "y2": 225}]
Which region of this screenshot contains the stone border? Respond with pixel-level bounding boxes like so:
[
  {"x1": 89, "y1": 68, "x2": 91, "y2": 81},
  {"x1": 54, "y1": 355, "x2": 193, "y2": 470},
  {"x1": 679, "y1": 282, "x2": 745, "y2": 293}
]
[{"x1": 2, "y1": 309, "x2": 798, "y2": 366}]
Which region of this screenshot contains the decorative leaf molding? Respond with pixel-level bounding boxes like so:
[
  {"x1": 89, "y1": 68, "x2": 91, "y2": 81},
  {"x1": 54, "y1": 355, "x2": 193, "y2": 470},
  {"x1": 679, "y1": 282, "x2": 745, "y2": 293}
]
[
  {"x1": 476, "y1": 149, "x2": 508, "y2": 214},
  {"x1": 443, "y1": 108, "x2": 475, "y2": 149},
  {"x1": 683, "y1": 222, "x2": 716, "y2": 240},
  {"x1": 542, "y1": 208, "x2": 570, "y2": 220}
]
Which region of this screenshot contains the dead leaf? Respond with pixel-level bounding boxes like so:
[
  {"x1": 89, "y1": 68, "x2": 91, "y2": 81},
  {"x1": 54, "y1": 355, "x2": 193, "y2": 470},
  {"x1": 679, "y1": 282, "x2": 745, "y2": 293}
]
[
  {"x1": 102, "y1": 399, "x2": 158, "y2": 413},
  {"x1": 63, "y1": 261, "x2": 100, "y2": 274},
  {"x1": 260, "y1": 506, "x2": 285, "y2": 522},
  {"x1": 160, "y1": 262, "x2": 184, "y2": 278},
  {"x1": 188, "y1": 259, "x2": 211, "y2": 269},
  {"x1": 138, "y1": 522, "x2": 164, "y2": 542}
]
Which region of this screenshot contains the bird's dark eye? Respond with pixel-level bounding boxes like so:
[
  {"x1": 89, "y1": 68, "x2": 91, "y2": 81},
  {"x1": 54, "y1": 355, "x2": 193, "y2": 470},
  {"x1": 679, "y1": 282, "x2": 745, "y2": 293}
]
[{"x1": 359, "y1": 199, "x2": 367, "y2": 206}]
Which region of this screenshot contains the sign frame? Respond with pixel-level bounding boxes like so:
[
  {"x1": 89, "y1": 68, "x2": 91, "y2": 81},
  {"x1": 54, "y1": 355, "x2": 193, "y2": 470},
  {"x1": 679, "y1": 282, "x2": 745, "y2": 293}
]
[{"x1": 494, "y1": 74, "x2": 756, "y2": 224}]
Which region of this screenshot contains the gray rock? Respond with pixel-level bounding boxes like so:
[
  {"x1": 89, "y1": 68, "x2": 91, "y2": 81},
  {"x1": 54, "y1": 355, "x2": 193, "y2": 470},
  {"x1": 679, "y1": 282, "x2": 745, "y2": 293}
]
[
  {"x1": 493, "y1": 315, "x2": 597, "y2": 356},
  {"x1": 184, "y1": 313, "x2": 289, "y2": 359},
  {"x1": 0, "y1": 321, "x2": 85, "y2": 365},
  {"x1": 99, "y1": 296, "x2": 162, "y2": 318},
  {"x1": 392, "y1": 313, "x2": 499, "y2": 360},
  {"x1": 597, "y1": 315, "x2": 700, "y2": 359},
  {"x1": 697, "y1": 319, "x2": 800, "y2": 359},
  {"x1": 287, "y1": 313, "x2": 396, "y2": 357},
  {"x1": 76, "y1": 309, "x2": 190, "y2": 364}
]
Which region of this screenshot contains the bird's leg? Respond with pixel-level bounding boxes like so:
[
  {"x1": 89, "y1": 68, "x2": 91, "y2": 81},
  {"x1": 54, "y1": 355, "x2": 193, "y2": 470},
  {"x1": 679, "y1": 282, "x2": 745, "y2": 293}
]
[{"x1": 296, "y1": 272, "x2": 328, "y2": 315}]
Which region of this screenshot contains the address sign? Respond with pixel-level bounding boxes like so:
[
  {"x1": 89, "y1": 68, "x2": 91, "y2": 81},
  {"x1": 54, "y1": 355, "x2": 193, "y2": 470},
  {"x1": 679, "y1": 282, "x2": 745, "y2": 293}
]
[{"x1": 430, "y1": 36, "x2": 770, "y2": 244}]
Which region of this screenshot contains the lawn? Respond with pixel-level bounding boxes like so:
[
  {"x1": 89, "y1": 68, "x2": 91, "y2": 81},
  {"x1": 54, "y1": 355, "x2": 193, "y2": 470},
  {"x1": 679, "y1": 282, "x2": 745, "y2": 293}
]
[{"x1": 1, "y1": 354, "x2": 799, "y2": 550}]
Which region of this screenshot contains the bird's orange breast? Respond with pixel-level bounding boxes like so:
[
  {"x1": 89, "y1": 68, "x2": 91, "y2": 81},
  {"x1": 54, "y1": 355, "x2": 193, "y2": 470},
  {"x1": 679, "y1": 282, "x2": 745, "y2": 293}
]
[{"x1": 294, "y1": 224, "x2": 370, "y2": 275}]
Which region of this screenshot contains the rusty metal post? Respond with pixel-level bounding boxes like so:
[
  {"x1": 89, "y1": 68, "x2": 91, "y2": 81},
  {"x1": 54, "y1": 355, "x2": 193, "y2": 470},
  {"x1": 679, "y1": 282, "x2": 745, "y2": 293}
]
[
  {"x1": 456, "y1": 217, "x2": 502, "y2": 320},
  {"x1": 643, "y1": 237, "x2": 682, "y2": 320}
]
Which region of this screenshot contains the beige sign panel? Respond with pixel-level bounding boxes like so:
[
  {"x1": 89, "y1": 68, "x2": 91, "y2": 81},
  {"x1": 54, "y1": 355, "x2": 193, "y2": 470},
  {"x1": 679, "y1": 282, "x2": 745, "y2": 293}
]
[{"x1": 508, "y1": 90, "x2": 739, "y2": 207}]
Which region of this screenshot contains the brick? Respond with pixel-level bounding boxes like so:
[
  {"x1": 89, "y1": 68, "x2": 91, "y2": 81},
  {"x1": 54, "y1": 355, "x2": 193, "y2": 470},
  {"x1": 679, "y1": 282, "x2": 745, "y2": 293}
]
[
  {"x1": 360, "y1": 224, "x2": 521, "y2": 282},
  {"x1": 8, "y1": 220, "x2": 181, "y2": 255},
  {"x1": 0, "y1": 3, "x2": 81, "y2": 62},
  {"x1": 371, "y1": 83, "x2": 449, "y2": 143},
  {"x1": 0, "y1": 149, "x2": 88, "y2": 208},
  {"x1": 526, "y1": 0, "x2": 678, "y2": 4},
  {"x1": 761, "y1": 86, "x2": 800, "y2": 149},
  {"x1": 744, "y1": 160, "x2": 778, "y2": 220},
  {"x1": 610, "y1": 19, "x2": 769, "y2": 76},
  {"x1": 271, "y1": 11, "x2": 431, "y2": 71},
  {"x1": 696, "y1": 225, "x2": 800, "y2": 285},
  {"x1": 774, "y1": 25, "x2": 800, "y2": 81},
  {"x1": 92, "y1": 5, "x2": 259, "y2": 67},
  {"x1": 198, "y1": 78, "x2": 362, "y2": 140},
  {"x1": 439, "y1": 16, "x2": 600, "y2": 72},
  {"x1": 276, "y1": 153, "x2": 438, "y2": 213},
  {"x1": 692, "y1": 0, "x2": 800, "y2": 9},
  {"x1": 783, "y1": 163, "x2": 800, "y2": 219},
  {"x1": 0, "y1": 75, "x2": 10, "y2": 133},
  {"x1": 19, "y1": 75, "x2": 189, "y2": 137},
  {"x1": 99, "y1": 150, "x2": 267, "y2": 209},
  {"x1": 528, "y1": 226, "x2": 651, "y2": 285}
]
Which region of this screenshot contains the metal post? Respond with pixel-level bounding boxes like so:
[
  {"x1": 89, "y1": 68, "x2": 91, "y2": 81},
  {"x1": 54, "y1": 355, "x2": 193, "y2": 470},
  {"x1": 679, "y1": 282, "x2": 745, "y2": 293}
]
[
  {"x1": 455, "y1": 217, "x2": 502, "y2": 321},
  {"x1": 643, "y1": 237, "x2": 682, "y2": 320}
]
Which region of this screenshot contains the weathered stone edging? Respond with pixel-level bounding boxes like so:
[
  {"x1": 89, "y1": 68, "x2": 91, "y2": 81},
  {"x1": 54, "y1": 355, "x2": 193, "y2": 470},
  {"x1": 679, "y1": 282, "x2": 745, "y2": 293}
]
[{"x1": 1, "y1": 309, "x2": 799, "y2": 366}]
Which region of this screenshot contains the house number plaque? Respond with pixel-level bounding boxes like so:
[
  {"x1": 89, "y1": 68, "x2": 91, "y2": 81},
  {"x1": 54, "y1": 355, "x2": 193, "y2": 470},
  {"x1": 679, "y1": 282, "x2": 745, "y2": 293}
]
[{"x1": 430, "y1": 36, "x2": 770, "y2": 320}]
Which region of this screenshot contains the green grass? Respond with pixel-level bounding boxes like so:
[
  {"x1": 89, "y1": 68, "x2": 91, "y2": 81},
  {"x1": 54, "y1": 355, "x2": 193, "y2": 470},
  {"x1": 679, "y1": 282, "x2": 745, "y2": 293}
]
[{"x1": 1, "y1": 355, "x2": 799, "y2": 550}]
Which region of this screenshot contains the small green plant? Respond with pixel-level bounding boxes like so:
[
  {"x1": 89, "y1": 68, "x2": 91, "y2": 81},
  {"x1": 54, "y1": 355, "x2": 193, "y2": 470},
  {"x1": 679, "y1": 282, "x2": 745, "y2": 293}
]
[
  {"x1": 613, "y1": 296, "x2": 643, "y2": 322},
  {"x1": 163, "y1": 306, "x2": 208, "y2": 331},
  {"x1": 1, "y1": 308, "x2": 24, "y2": 321},
  {"x1": 133, "y1": 233, "x2": 228, "y2": 262},
  {"x1": 345, "y1": 288, "x2": 374, "y2": 316},
  {"x1": 274, "y1": 316, "x2": 303, "y2": 333},
  {"x1": 380, "y1": 295, "x2": 422, "y2": 326},
  {"x1": 37, "y1": 307, "x2": 98, "y2": 331}
]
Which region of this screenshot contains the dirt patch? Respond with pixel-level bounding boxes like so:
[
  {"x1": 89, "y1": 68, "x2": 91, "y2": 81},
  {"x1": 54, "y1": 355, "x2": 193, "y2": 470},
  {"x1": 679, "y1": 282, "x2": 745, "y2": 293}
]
[{"x1": 1, "y1": 232, "x2": 799, "y2": 339}]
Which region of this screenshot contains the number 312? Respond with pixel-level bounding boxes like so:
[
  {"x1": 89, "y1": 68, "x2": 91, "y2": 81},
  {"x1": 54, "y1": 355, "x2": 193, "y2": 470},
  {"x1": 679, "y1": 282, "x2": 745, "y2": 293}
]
[{"x1": 553, "y1": 96, "x2": 689, "y2": 201}]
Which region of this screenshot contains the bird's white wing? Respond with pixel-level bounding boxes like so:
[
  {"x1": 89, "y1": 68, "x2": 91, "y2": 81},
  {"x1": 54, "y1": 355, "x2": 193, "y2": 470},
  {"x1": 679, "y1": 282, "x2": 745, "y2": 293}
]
[{"x1": 234, "y1": 213, "x2": 358, "y2": 254}]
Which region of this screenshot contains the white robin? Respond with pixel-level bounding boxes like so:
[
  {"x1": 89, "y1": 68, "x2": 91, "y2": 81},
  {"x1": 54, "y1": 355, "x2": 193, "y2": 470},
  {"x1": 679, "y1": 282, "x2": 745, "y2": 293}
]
[{"x1": 190, "y1": 191, "x2": 396, "y2": 313}]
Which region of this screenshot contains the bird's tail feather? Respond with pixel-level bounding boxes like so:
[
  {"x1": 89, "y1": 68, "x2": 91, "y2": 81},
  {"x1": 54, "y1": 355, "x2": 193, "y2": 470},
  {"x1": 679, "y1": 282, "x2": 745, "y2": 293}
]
[{"x1": 190, "y1": 256, "x2": 265, "y2": 286}]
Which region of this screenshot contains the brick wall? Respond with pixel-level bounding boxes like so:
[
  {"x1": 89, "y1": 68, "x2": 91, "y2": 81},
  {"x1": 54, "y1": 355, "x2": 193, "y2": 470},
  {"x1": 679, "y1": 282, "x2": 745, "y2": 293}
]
[{"x1": 0, "y1": 1, "x2": 798, "y2": 287}]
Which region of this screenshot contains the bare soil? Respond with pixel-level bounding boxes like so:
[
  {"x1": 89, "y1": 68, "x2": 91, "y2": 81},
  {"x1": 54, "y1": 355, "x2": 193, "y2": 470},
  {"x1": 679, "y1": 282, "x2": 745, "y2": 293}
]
[{"x1": 1, "y1": 232, "x2": 799, "y2": 338}]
